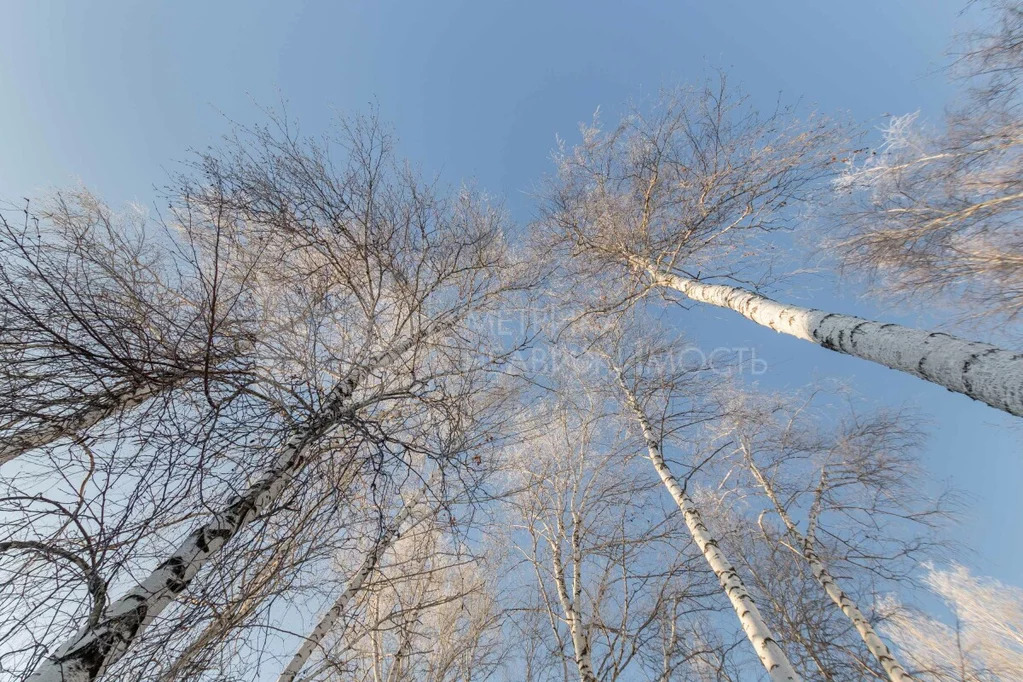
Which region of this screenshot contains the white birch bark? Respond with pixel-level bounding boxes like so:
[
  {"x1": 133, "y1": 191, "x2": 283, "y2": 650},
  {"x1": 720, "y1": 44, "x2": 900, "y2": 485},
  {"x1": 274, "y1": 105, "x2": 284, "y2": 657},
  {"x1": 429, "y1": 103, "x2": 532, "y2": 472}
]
[
  {"x1": 275, "y1": 478, "x2": 435, "y2": 682},
  {"x1": 744, "y1": 453, "x2": 914, "y2": 682},
  {"x1": 615, "y1": 377, "x2": 801, "y2": 682},
  {"x1": 639, "y1": 262, "x2": 1023, "y2": 418},
  {"x1": 28, "y1": 327, "x2": 437, "y2": 682},
  {"x1": 549, "y1": 513, "x2": 598, "y2": 682},
  {"x1": 1, "y1": 379, "x2": 180, "y2": 466}
]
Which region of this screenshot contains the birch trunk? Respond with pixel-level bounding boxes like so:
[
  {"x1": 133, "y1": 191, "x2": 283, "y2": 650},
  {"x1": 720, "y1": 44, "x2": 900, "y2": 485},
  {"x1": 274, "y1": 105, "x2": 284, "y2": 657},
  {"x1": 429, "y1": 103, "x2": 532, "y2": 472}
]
[
  {"x1": 28, "y1": 327, "x2": 434, "y2": 682},
  {"x1": 550, "y1": 514, "x2": 598, "y2": 682},
  {"x1": 638, "y1": 262, "x2": 1023, "y2": 418},
  {"x1": 1, "y1": 377, "x2": 185, "y2": 466},
  {"x1": 744, "y1": 455, "x2": 914, "y2": 682},
  {"x1": 615, "y1": 378, "x2": 801, "y2": 682},
  {"x1": 275, "y1": 479, "x2": 434, "y2": 682}
]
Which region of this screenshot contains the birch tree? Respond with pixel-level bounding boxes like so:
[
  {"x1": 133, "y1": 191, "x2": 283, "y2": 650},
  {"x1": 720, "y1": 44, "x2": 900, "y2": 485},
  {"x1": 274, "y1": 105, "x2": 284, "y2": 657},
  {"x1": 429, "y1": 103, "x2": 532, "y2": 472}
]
[
  {"x1": 290, "y1": 505, "x2": 507, "y2": 682},
  {"x1": 276, "y1": 472, "x2": 441, "y2": 682},
  {"x1": 104, "y1": 448, "x2": 371, "y2": 682},
  {"x1": 736, "y1": 430, "x2": 912, "y2": 680},
  {"x1": 710, "y1": 496, "x2": 912, "y2": 681},
  {"x1": 541, "y1": 79, "x2": 1023, "y2": 417},
  {"x1": 0, "y1": 190, "x2": 256, "y2": 466},
  {"x1": 22, "y1": 112, "x2": 528, "y2": 682},
  {"x1": 507, "y1": 396, "x2": 725, "y2": 682},
  {"x1": 834, "y1": 0, "x2": 1023, "y2": 328},
  {"x1": 740, "y1": 451, "x2": 913, "y2": 681},
  {"x1": 142, "y1": 522, "x2": 324, "y2": 682},
  {"x1": 576, "y1": 318, "x2": 802, "y2": 681},
  {"x1": 713, "y1": 390, "x2": 955, "y2": 680},
  {"x1": 880, "y1": 564, "x2": 1023, "y2": 681}
]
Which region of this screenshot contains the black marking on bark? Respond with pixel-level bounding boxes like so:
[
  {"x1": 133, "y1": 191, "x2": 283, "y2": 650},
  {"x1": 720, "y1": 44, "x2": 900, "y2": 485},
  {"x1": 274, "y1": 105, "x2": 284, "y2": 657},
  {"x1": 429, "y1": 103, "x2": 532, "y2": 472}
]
[
  {"x1": 195, "y1": 530, "x2": 210, "y2": 554},
  {"x1": 72, "y1": 634, "x2": 114, "y2": 680},
  {"x1": 57, "y1": 602, "x2": 149, "y2": 681},
  {"x1": 201, "y1": 527, "x2": 233, "y2": 553},
  {"x1": 118, "y1": 600, "x2": 149, "y2": 640},
  {"x1": 847, "y1": 320, "x2": 870, "y2": 349},
  {"x1": 962, "y1": 347, "x2": 1000, "y2": 401},
  {"x1": 158, "y1": 555, "x2": 190, "y2": 594},
  {"x1": 812, "y1": 313, "x2": 839, "y2": 345},
  {"x1": 917, "y1": 355, "x2": 931, "y2": 379}
]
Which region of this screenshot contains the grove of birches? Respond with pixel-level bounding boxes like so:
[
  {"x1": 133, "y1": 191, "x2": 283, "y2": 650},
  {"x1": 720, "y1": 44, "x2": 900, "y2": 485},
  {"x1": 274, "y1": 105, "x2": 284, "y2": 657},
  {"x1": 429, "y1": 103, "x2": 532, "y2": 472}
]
[{"x1": 4, "y1": 3, "x2": 1023, "y2": 682}]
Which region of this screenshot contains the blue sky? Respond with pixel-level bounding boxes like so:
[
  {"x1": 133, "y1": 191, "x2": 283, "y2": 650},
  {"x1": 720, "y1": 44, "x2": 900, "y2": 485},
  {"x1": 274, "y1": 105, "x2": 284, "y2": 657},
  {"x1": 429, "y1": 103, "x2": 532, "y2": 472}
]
[{"x1": 2, "y1": 0, "x2": 1019, "y2": 588}]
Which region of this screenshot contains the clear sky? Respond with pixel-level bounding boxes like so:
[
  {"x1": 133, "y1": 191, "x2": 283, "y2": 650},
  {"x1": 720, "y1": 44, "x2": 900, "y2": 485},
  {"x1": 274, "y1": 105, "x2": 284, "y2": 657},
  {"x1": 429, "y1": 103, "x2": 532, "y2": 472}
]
[{"x1": 2, "y1": 0, "x2": 1019, "y2": 590}]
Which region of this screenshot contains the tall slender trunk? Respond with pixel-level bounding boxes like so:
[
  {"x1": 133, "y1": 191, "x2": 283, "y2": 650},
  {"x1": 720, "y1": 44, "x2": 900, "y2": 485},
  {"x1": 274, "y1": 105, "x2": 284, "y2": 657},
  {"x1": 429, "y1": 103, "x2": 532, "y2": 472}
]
[
  {"x1": 743, "y1": 451, "x2": 914, "y2": 682},
  {"x1": 614, "y1": 374, "x2": 801, "y2": 682},
  {"x1": 28, "y1": 324, "x2": 438, "y2": 682},
  {"x1": 659, "y1": 596, "x2": 681, "y2": 682},
  {"x1": 549, "y1": 513, "x2": 598, "y2": 682},
  {"x1": 635, "y1": 261, "x2": 1023, "y2": 418},
  {"x1": 275, "y1": 478, "x2": 434, "y2": 682},
  {"x1": 1, "y1": 376, "x2": 187, "y2": 466}
]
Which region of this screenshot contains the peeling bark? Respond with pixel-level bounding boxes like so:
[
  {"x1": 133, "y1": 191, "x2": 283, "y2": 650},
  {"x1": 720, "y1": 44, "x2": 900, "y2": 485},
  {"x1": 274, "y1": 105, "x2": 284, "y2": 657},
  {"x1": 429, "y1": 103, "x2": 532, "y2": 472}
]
[{"x1": 639, "y1": 262, "x2": 1023, "y2": 418}]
